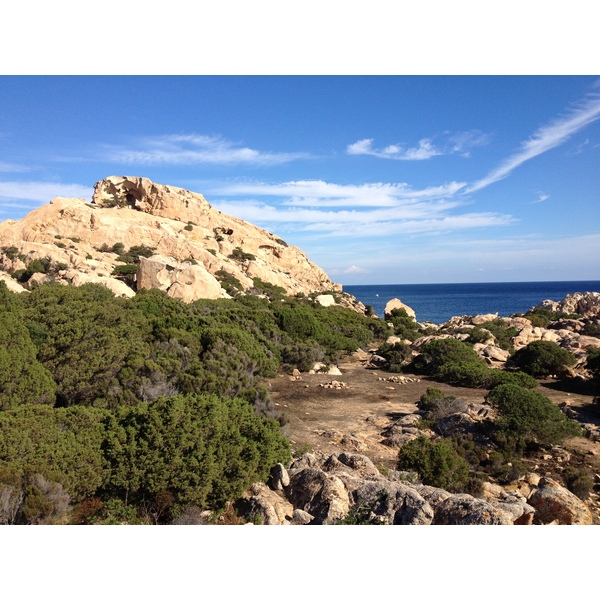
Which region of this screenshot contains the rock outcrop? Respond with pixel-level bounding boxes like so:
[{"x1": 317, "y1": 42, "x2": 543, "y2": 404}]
[
  {"x1": 536, "y1": 292, "x2": 600, "y2": 318},
  {"x1": 384, "y1": 298, "x2": 417, "y2": 321},
  {"x1": 234, "y1": 451, "x2": 593, "y2": 525},
  {"x1": 0, "y1": 176, "x2": 341, "y2": 301}
]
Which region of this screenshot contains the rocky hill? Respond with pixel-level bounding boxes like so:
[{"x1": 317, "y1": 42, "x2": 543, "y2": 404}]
[{"x1": 0, "y1": 176, "x2": 340, "y2": 302}]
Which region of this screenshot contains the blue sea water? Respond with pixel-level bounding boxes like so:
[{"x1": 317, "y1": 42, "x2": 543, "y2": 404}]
[{"x1": 343, "y1": 281, "x2": 600, "y2": 325}]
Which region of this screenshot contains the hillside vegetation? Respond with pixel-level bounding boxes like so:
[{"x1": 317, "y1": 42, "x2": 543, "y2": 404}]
[{"x1": 0, "y1": 281, "x2": 383, "y2": 524}]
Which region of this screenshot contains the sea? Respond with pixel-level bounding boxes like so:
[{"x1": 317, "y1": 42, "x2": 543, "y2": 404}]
[{"x1": 343, "y1": 281, "x2": 600, "y2": 325}]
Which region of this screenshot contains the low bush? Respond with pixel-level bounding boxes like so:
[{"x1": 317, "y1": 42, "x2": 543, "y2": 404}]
[
  {"x1": 397, "y1": 436, "x2": 471, "y2": 492},
  {"x1": 562, "y1": 467, "x2": 594, "y2": 500},
  {"x1": 438, "y1": 361, "x2": 537, "y2": 390},
  {"x1": 411, "y1": 338, "x2": 480, "y2": 375},
  {"x1": 377, "y1": 341, "x2": 412, "y2": 373},
  {"x1": 512, "y1": 340, "x2": 576, "y2": 378},
  {"x1": 486, "y1": 384, "x2": 582, "y2": 447}
]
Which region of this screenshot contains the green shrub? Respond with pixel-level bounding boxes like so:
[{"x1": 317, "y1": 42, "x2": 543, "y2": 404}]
[
  {"x1": 397, "y1": 436, "x2": 471, "y2": 492},
  {"x1": 0, "y1": 404, "x2": 110, "y2": 502},
  {"x1": 377, "y1": 341, "x2": 412, "y2": 373},
  {"x1": 251, "y1": 277, "x2": 286, "y2": 301},
  {"x1": 562, "y1": 467, "x2": 594, "y2": 500},
  {"x1": 215, "y1": 269, "x2": 243, "y2": 296},
  {"x1": 111, "y1": 264, "x2": 139, "y2": 287},
  {"x1": 486, "y1": 384, "x2": 582, "y2": 446},
  {"x1": 2, "y1": 246, "x2": 20, "y2": 261},
  {"x1": 512, "y1": 340, "x2": 576, "y2": 378},
  {"x1": 115, "y1": 245, "x2": 156, "y2": 264},
  {"x1": 438, "y1": 361, "x2": 537, "y2": 390},
  {"x1": 230, "y1": 247, "x2": 255, "y2": 261},
  {"x1": 586, "y1": 347, "x2": 600, "y2": 379},
  {"x1": 386, "y1": 308, "x2": 422, "y2": 341},
  {"x1": 412, "y1": 338, "x2": 480, "y2": 375},
  {"x1": 417, "y1": 387, "x2": 446, "y2": 411},
  {"x1": 103, "y1": 393, "x2": 290, "y2": 509},
  {"x1": 0, "y1": 311, "x2": 56, "y2": 409}
]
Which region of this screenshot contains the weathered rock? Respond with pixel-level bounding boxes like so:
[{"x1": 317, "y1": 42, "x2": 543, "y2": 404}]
[
  {"x1": 0, "y1": 272, "x2": 29, "y2": 293},
  {"x1": 471, "y1": 313, "x2": 499, "y2": 325},
  {"x1": 240, "y1": 482, "x2": 294, "y2": 525},
  {"x1": 384, "y1": 298, "x2": 416, "y2": 321},
  {"x1": 325, "y1": 452, "x2": 382, "y2": 479},
  {"x1": 0, "y1": 176, "x2": 341, "y2": 301},
  {"x1": 433, "y1": 494, "x2": 515, "y2": 525},
  {"x1": 536, "y1": 292, "x2": 600, "y2": 318},
  {"x1": 291, "y1": 509, "x2": 314, "y2": 524},
  {"x1": 137, "y1": 255, "x2": 226, "y2": 301},
  {"x1": 366, "y1": 354, "x2": 388, "y2": 369},
  {"x1": 286, "y1": 468, "x2": 350, "y2": 524},
  {"x1": 351, "y1": 481, "x2": 435, "y2": 525},
  {"x1": 268, "y1": 463, "x2": 291, "y2": 491},
  {"x1": 482, "y1": 345, "x2": 510, "y2": 362},
  {"x1": 527, "y1": 477, "x2": 593, "y2": 525},
  {"x1": 315, "y1": 294, "x2": 336, "y2": 307}
]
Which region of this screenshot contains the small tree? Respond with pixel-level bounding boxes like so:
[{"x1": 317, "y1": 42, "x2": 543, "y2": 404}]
[{"x1": 512, "y1": 340, "x2": 576, "y2": 378}]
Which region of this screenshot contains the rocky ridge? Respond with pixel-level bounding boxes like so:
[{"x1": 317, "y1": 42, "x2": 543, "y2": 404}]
[
  {"x1": 0, "y1": 176, "x2": 342, "y2": 302},
  {"x1": 228, "y1": 451, "x2": 592, "y2": 525},
  {"x1": 380, "y1": 293, "x2": 600, "y2": 376}
]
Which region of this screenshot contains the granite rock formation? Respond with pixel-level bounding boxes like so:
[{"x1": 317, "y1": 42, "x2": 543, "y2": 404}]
[{"x1": 0, "y1": 176, "x2": 340, "y2": 301}]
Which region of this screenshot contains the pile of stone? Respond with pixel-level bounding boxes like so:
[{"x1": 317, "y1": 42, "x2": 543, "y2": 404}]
[
  {"x1": 378, "y1": 375, "x2": 420, "y2": 384},
  {"x1": 318, "y1": 380, "x2": 348, "y2": 390}
]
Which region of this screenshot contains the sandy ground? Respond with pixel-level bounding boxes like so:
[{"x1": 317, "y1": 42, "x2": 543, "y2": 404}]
[{"x1": 267, "y1": 354, "x2": 600, "y2": 520}]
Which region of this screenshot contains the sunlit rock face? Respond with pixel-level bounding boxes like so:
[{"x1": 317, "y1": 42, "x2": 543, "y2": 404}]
[{"x1": 0, "y1": 176, "x2": 341, "y2": 301}]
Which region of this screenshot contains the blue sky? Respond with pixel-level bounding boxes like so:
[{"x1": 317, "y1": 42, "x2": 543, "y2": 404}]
[{"x1": 1, "y1": 75, "x2": 599, "y2": 285}]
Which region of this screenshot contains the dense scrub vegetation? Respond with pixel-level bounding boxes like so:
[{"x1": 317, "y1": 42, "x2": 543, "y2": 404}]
[
  {"x1": 410, "y1": 338, "x2": 537, "y2": 390},
  {"x1": 0, "y1": 281, "x2": 384, "y2": 523}
]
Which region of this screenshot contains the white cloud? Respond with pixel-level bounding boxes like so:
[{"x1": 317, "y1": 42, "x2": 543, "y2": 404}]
[
  {"x1": 467, "y1": 91, "x2": 600, "y2": 193},
  {"x1": 347, "y1": 137, "x2": 442, "y2": 160},
  {"x1": 346, "y1": 130, "x2": 490, "y2": 161},
  {"x1": 208, "y1": 177, "x2": 514, "y2": 239},
  {"x1": 343, "y1": 265, "x2": 367, "y2": 274},
  {"x1": 105, "y1": 134, "x2": 310, "y2": 166},
  {"x1": 208, "y1": 179, "x2": 467, "y2": 207},
  {"x1": 0, "y1": 181, "x2": 93, "y2": 203},
  {"x1": 532, "y1": 191, "x2": 550, "y2": 204}
]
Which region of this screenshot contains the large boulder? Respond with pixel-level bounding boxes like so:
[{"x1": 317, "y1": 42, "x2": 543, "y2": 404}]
[
  {"x1": 384, "y1": 298, "x2": 416, "y2": 321},
  {"x1": 351, "y1": 481, "x2": 434, "y2": 525},
  {"x1": 433, "y1": 494, "x2": 516, "y2": 525},
  {"x1": 286, "y1": 468, "x2": 351, "y2": 524},
  {"x1": 527, "y1": 477, "x2": 593, "y2": 525},
  {"x1": 137, "y1": 255, "x2": 226, "y2": 301}
]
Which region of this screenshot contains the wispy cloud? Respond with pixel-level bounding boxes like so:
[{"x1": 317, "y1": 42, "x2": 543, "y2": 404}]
[
  {"x1": 467, "y1": 91, "x2": 600, "y2": 193},
  {"x1": 208, "y1": 179, "x2": 467, "y2": 207},
  {"x1": 347, "y1": 130, "x2": 490, "y2": 161},
  {"x1": 209, "y1": 178, "x2": 515, "y2": 239},
  {"x1": 532, "y1": 191, "x2": 550, "y2": 204},
  {"x1": 104, "y1": 134, "x2": 310, "y2": 166},
  {"x1": 0, "y1": 181, "x2": 93, "y2": 203},
  {"x1": 0, "y1": 162, "x2": 29, "y2": 173},
  {"x1": 347, "y1": 138, "x2": 442, "y2": 160}
]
